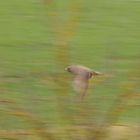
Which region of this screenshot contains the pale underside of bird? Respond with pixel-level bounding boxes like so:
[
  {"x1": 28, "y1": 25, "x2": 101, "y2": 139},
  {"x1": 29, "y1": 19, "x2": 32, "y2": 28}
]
[{"x1": 65, "y1": 65, "x2": 101, "y2": 98}]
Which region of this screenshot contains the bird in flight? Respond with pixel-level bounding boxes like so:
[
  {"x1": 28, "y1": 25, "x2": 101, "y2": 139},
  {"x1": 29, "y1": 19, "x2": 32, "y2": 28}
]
[{"x1": 65, "y1": 65, "x2": 102, "y2": 99}]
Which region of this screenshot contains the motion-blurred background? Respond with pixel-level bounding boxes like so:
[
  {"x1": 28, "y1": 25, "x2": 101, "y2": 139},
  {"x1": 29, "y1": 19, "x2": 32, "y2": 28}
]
[{"x1": 0, "y1": 0, "x2": 139, "y2": 140}]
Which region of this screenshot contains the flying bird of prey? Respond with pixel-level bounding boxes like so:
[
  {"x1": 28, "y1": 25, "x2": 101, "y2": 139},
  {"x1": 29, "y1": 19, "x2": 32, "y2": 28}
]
[{"x1": 65, "y1": 65, "x2": 101, "y2": 98}]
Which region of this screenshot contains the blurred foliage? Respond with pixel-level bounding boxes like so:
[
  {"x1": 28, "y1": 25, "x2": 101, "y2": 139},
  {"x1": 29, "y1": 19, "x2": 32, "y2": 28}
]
[{"x1": 0, "y1": 0, "x2": 140, "y2": 140}]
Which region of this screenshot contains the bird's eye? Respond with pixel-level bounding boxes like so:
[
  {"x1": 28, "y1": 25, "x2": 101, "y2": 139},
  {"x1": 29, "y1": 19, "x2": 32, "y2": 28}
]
[{"x1": 67, "y1": 67, "x2": 71, "y2": 72}]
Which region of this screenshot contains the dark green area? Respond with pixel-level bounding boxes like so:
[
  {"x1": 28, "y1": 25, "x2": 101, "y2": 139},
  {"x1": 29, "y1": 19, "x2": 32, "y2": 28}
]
[{"x1": 0, "y1": 0, "x2": 139, "y2": 130}]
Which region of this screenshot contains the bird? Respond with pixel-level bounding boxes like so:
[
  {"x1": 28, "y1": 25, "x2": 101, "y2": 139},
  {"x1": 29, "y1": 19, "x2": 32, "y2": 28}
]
[{"x1": 65, "y1": 65, "x2": 101, "y2": 98}]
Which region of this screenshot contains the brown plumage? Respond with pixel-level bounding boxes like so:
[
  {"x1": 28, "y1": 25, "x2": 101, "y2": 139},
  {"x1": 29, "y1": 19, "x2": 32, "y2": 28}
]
[{"x1": 65, "y1": 65, "x2": 101, "y2": 98}]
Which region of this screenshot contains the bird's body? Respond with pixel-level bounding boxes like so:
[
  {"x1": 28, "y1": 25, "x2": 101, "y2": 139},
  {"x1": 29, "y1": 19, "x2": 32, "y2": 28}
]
[
  {"x1": 66, "y1": 65, "x2": 94, "y2": 78},
  {"x1": 65, "y1": 65, "x2": 101, "y2": 98}
]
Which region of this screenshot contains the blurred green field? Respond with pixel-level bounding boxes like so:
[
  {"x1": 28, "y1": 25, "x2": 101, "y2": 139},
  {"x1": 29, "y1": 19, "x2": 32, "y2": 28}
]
[{"x1": 0, "y1": 0, "x2": 140, "y2": 138}]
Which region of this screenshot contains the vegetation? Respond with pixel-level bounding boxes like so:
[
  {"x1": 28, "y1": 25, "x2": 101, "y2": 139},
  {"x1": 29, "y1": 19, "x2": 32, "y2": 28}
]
[{"x1": 0, "y1": 0, "x2": 139, "y2": 139}]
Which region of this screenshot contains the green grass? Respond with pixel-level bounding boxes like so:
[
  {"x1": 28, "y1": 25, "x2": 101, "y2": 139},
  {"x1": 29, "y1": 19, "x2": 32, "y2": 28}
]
[{"x1": 0, "y1": 0, "x2": 140, "y2": 132}]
